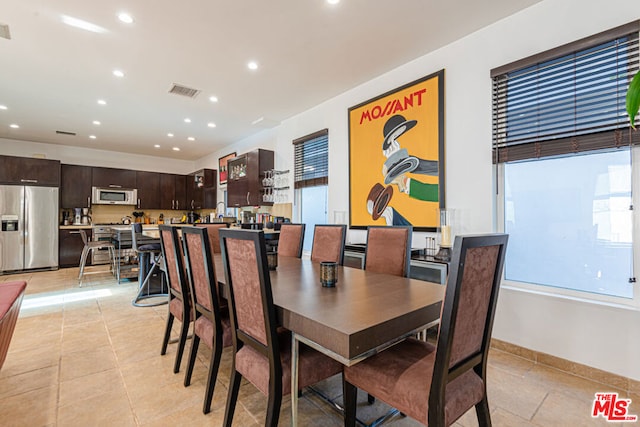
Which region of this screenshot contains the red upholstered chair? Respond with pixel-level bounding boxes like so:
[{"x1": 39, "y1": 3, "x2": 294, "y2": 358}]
[
  {"x1": 0, "y1": 281, "x2": 26, "y2": 371},
  {"x1": 310, "y1": 224, "x2": 347, "y2": 265},
  {"x1": 277, "y1": 223, "x2": 305, "y2": 258},
  {"x1": 343, "y1": 234, "x2": 509, "y2": 427},
  {"x1": 219, "y1": 229, "x2": 342, "y2": 427},
  {"x1": 181, "y1": 226, "x2": 232, "y2": 414},
  {"x1": 364, "y1": 225, "x2": 412, "y2": 277},
  {"x1": 196, "y1": 223, "x2": 229, "y2": 254},
  {"x1": 158, "y1": 225, "x2": 192, "y2": 374}
]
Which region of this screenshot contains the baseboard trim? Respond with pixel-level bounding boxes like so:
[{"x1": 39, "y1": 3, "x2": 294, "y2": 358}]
[{"x1": 490, "y1": 339, "x2": 640, "y2": 395}]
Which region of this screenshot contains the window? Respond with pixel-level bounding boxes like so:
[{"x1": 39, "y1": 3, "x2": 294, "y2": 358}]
[
  {"x1": 294, "y1": 129, "x2": 329, "y2": 252},
  {"x1": 492, "y1": 22, "x2": 640, "y2": 301}
]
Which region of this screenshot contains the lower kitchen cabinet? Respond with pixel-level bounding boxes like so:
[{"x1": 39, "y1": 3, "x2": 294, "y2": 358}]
[{"x1": 59, "y1": 229, "x2": 89, "y2": 268}]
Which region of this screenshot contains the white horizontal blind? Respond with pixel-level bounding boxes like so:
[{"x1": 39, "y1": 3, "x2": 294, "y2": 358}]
[{"x1": 293, "y1": 129, "x2": 328, "y2": 189}]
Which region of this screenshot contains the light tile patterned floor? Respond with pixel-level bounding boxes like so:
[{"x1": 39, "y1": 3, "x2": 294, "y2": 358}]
[{"x1": 0, "y1": 268, "x2": 637, "y2": 426}]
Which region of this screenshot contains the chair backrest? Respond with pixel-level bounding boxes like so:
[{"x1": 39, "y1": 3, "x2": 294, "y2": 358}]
[
  {"x1": 364, "y1": 226, "x2": 412, "y2": 277},
  {"x1": 78, "y1": 229, "x2": 89, "y2": 246},
  {"x1": 196, "y1": 223, "x2": 229, "y2": 254},
  {"x1": 429, "y1": 234, "x2": 508, "y2": 422},
  {"x1": 310, "y1": 224, "x2": 347, "y2": 265},
  {"x1": 182, "y1": 226, "x2": 222, "y2": 317},
  {"x1": 277, "y1": 224, "x2": 305, "y2": 258},
  {"x1": 158, "y1": 225, "x2": 188, "y2": 297},
  {"x1": 219, "y1": 229, "x2": 280, "y2": 363},
  {"x1": 131, "y1": 223, "x2": 143, "y2": 252}
]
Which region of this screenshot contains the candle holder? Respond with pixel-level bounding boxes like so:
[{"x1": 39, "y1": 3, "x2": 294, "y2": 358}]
[
  {"x1": 320, "y1": 261, "x2": 338, "y2": 287},
  {"x1": 434, "y1": 208, "x2": 454, "y2": 262}
]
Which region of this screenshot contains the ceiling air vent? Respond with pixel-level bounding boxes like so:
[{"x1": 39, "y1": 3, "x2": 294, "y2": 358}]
[
  {"x1": 168, "y1": 83, "x2": 200, "y2": 98},
  {"x1": 56, "y1": 130, "x2": 76, "y2": 136},
  {"x1": 0, "y1": 24, "x2": 11, "y2": 40}
]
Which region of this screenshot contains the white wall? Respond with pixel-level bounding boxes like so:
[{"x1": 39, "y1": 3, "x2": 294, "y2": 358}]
[
  {"x1": 0, "y1": 137, "x2": 195, "y2": 174},
  {"x1": 199, "y1": 0, "x2": 640, "y2": 380}
]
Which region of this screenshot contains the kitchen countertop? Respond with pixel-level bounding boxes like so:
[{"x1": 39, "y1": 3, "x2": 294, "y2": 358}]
[{"x1": 59, "y1": 225, "x2": 93, "y2": 230}]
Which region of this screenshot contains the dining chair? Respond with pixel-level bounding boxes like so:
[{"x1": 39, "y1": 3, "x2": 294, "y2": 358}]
[
  {"x1": 310, "y1": 224, "x2": 347, "y2": 265},
  {"x1": 158, "y1": 225, "x2": 192, "y2": 374},
  {"x1": 343, "y1": 233, "x2": 509, "y2": 427},
  {"x1": 364, "y1": 225, "x2": 412, "y2": 277},
  {"x1": 181, "y1": 226, "x2": 232, "y2": 414},
  {"x1": 219, "y1": 229, "x2": 342, "y2": 427},
  {"x1": 196, "y1": 223, "x2": 229, "y2": 254},
  {"x1": 277, "y1": 223, "x2": 305, "y2": 258}
]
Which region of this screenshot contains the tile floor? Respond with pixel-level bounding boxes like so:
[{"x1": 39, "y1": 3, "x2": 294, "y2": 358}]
[{"x1": 0, "y1": 267, "x2": 637, "y2": 426}]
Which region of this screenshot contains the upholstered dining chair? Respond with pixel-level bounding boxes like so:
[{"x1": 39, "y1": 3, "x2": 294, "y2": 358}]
[
  {"x1": 310, "y1": 224, "x2": 347, "y2": 265},
  {"x1": 196, "y1": 223, "x2": 229, "y2": 254},
  {"x1": 219, "y1": 229, "x2": 342, "y2": 427},
  {"x1": 158, "y1": 225, "x2": 192, "y2": 374},
  {"x1": 343, "y1": 234, "x2": 509, "y2": 427},
  {"x1": 364, "y1": 225, "x2": 412, "y2": 277},
  {"x1": 181, "y1": 226, "x2": 232, "y2": 414},
  {"x1": 277, "y1": 223, "x2": 305, "y2": 258}
]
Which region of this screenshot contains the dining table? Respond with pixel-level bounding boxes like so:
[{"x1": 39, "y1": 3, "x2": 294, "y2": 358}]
[{"x1": 213, "y1": 254, "x2": 445, "y2": 426}]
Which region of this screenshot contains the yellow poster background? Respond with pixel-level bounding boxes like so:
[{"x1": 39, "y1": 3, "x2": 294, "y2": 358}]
[{"x1": 348, "y1": 71, "x2": 444, "y2": 230}]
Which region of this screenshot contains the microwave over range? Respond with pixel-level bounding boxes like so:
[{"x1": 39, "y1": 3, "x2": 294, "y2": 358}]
[{"x1": 91, "y1": 186, "x2": 137, "y2": 205}]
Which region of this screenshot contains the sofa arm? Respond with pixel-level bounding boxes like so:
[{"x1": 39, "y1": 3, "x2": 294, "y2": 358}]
[{"x1": 0, "y1": 281, "x2": 27, "y2": 371}]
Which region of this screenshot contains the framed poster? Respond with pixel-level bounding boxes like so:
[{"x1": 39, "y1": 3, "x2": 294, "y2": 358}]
[
  {"x1": 218, "y1": 152, "x2": 236, "y2": 186},
  {"x1": 348, "y1": 70, "x2": 445, "y2": 231}
]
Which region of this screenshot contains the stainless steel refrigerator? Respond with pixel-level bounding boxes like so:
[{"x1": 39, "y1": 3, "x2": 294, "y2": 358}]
[{"x1": 0, "y1": 185, "x2": 59, "y2": 272}]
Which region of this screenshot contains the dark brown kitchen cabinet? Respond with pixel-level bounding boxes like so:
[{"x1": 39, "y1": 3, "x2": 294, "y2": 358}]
[
  {"x1": 92, "y1": 167, "x2": 136, "y2": 189},
  {"x1": 226, "y1": 149, "x2": 273, "y2": 207},
  {"x1": 59, "y1": 229, "x2": 90, "y2": 267},
  {"x1": 0, "y1": 155, "x2": 60, "y2": 187},
  {"x1": 159, "y1": 173, "x2": 187, "y2": 210},
  {"x1": 186, "y1": 169, "x2": 216, "y2": 210},
  {"x1": 135, "y1": 171, "x2": 160, "y2": 209},
  {"x1": 61, "y1": 164, "x2": 92, "y2": 208}
]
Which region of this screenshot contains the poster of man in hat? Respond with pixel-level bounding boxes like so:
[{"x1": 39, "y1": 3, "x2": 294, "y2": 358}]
[{"x1": 348, "y1": 70, "x2": 445, "y2": 230}]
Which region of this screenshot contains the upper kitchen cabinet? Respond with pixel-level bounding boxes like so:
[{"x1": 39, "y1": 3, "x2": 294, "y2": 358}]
[
  {"x1": 61, "y1": 164, "x2": 92, "y2": 208},
  {"x1": 227, "y1": 149, "x2": 274, "y2": 207},
  {"x1": 0, "y1": 155, "x2": 60, "y2": 187},
  {"x1": 159, "y1": 173, "x2": 187, "y2": 210},
  {"x1": 135, "y1": 171, "x2": 160, "y2": 209},
  {"x1": 186, "y1": 169, "x2": 216, "y2": 210},
  {"x1": 92, "y1": 167, "x2": 136, "y2": 189}
]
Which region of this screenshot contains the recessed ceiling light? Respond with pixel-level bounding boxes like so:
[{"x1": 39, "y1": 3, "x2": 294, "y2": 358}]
[
  {"x1": 89, "y1": 135, "x2": 97, "y2": 139},
  {"x1": 327, "y1": 0, "x2": 340, "y2": 4},
  {"x1": 61, "y1": 15, "x2": 107, "y2": 33},
  {"x1": 247, "y1": 61, "x2": 258, "y2": 70},
  {"x1": 154, "y1": 144, "x2": 160, "y2": 148},
  {"x1": 9, "y1": 124, "x2": 19, "y2": 129},
  {"x1": 97, "y1": 99, "x2": 107, "y2": 105},
  {"x1": 0, "y1": 105, "x2": 7, "y2": 110},
  {"x1": 117, "y1": 13, "x2": 134, "y2": 24},
  {"x1": 92, "y1": 120, "x2": 101, "y2": 125},
  {"x1": 207, "y1": 122, "x2": 216, "y2": 128},
  {"x1": 209, "y1": 96, "x2": 218, "y2": 103},
  {"x1": 184, "y1": 118, "x2": 191, "y2": 123},
  {"x1": 167, "y1": 133, "x2": 174, "y2": 137},
  {"x1": 187, "y1": 137, "x2": 195, "y2": 141},
  {"x1": 172, "y1": 147, "x2": 180, "y2": 151},
  {"x1": 112, "y1": 69, "x2": 125, "y2": 78}
]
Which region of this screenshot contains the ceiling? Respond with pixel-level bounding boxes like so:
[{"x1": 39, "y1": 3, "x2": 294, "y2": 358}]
[{"x1": 0, "y1": 0, "x2": 541, "y2": 161}]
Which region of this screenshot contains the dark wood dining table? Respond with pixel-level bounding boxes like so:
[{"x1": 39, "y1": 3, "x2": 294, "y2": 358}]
[{"x1": 213, "y1": 254, "x2": 444, "y2": 426}]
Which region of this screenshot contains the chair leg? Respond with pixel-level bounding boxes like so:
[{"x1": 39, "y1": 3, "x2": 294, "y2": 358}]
[
  {"x1": 223, "y1": 370, "x2": 242, "y2": 427},
  {"x1": 265, "y1": 386, "x2": 282, "y2": 427},
  {"x1": 161, "y1": 313, "x2": 174, "y2": 355},
  {"x1": 78, "y1": 247, "x2": 89, "y2": 285},
  {"x1": 184, "y1": 334, "x2": 200, "y2": 387},
  {"x1": 343, "y1": 379, "x2": 358, "y2": 427},
  {"x1": 173, "y1": 318, "x2": 190, "y2": 374},
  {"x1": 475, "y1": 395, "x2": 492, "y2": 427},
  {"x1": 203, "y1": 341, "x2": 223, "y2": 414}
]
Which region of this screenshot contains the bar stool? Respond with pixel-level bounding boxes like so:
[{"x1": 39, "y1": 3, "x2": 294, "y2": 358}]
[
  {"x1": 131, "y1": 223, "x2": 167, "y2": 307},
  {"x1": 78, "y1": 229, "x2": 116, "y2": 287}
]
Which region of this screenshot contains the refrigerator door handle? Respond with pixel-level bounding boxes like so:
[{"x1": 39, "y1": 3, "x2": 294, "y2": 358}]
[{"x1": 20, "y1": 179, "x2": 38, "y2": 183}]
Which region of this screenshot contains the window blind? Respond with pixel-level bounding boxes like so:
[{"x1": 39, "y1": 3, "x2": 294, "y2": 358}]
[
  {"x1": 492, "y1": 21, "x2": 640, "y2": 163},
  {"x1": 293, "y1": 129, "x2": 328, "y2": 189}
]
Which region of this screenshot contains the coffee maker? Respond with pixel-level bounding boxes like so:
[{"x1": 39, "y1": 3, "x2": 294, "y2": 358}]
[
  {"x1": 73, "y1": 208, "x2": 82, "y2": 225},
  {"x1": 81, "y1": 207, "x2": 91, "y2": 225}
]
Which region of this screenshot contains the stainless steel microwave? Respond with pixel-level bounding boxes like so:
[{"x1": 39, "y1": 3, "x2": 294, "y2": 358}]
[{"x1": 91, "y1": 187, "x2": 137, "y2": 205}]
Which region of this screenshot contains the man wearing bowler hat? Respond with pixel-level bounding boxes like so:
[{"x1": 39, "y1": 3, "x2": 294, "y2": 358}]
[{"x1": 381, "y1": 114, "x2": 439, "y2": 203}]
